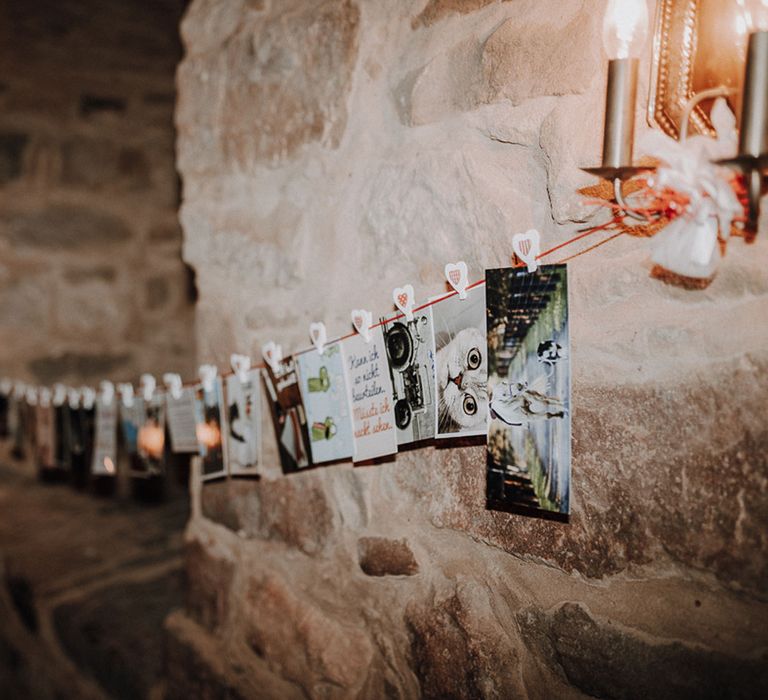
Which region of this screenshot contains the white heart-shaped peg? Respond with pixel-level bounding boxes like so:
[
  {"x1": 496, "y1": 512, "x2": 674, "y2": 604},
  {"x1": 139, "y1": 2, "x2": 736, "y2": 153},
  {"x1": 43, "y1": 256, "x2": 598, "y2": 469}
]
[
  {"x1": 309, "y1": 322, "x2": 327, "y2": 355},
  {"x1": 198, "y1": 364, "x2": 218, "y2": 394},
  {"x1": 39, "y1": 387, "x2": 52, "y2": 408},
  {"x1": 81, "y1": 387, "x2": 96, "y2": 410},
  {"x1": 26, "y1": 387, "x2": 38, "y2": 406},
  {"x1": 351, "y1": 309, "x2": 373, "y2": 343},
  {"x1": 512, "y1": 229, "x2": 541, "y2": 273},
  {"x1": 392, "y1": 284, "x2": 415, "y2": 321},
  {"x1": 163, "y1": 373, "x2": 184, "y2": 400},
  {"x1": 67, "y1": 388, "x2": 80, "y2": 410},
  {"x1": 53, "y1": 383, "x2": 67, "y2": 406},
  {"x1": 261, "y1": 341, "x2": 283, "y2": 373},
  {"x1": 99, "y1": 380, "x2": 115, "y2": 406},
  {"x1": 444, "y1": 261, "x2": 469, "y2": 299},
  {"x1": 230, "y1": 354, "x2": 251, "y2": 383},
  {"x1": 118, "y1": 383, "x2": 135, "y2": 408},
  {"x1": 139, "y1": 374, "x2": 156, "y2": 402}
]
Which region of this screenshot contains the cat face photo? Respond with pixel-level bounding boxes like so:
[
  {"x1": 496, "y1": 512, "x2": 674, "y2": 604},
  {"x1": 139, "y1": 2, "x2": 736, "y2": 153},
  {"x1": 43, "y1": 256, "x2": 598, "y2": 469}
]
[{"x1": 432, "y1": 283, "x2": 488, "y2": 438}]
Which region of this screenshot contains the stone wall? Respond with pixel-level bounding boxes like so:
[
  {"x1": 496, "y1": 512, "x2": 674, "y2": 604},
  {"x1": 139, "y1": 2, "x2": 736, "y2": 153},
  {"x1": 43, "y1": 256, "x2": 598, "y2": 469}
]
[
  {"x1": 173, "y1": 1, "x2": 768, "y2": 698},
  {"x1": 0, "y1": 0, "x2": 196, "y2": 385}
]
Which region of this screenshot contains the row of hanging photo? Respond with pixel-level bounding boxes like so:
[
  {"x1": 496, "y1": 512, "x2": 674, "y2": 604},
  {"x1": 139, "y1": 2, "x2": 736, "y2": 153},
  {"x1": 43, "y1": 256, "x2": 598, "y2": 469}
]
[{"x1": 0, "y1": 263, "x2": 572, "y2": 517}]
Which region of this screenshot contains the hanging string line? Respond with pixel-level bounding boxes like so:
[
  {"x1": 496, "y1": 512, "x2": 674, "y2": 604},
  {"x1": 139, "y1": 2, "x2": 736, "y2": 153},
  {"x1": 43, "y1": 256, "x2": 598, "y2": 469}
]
[{"x1": 6, "y1": 222, "x2": 624, "y2": 395}]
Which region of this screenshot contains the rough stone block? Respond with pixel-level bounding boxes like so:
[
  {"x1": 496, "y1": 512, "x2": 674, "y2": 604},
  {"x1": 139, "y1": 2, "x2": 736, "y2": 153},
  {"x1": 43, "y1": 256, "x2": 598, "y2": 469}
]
[
  {"x1": 518, "y1": 602, "x2": 768, "y2": 700},
  {"x1": 405, "y1": 581, "x2": 525, "y2": 699},
  {"x1": 185, "y1": 539, "x2": 234, "y2": 632},
  {"x1": 0, "y1": 131, "x2": 28, "y2": 184},
  {"x1": 60, "y1": 137, "x2": 151, "y2": 190},
  {"x1": 358, "y1": 537, "x2": 419, "y2": 577},
  {"x1": 481, "y1": 6, "x2": 600, "y2": 106},
  {"x1": 412, "y1": 0, "x2": 500, "y2": 28},
  {"x1": 0, "y1": 204, "x2": 132, "y2": 249},
  {"x1": 201, "y1": 476, "x2": 334, "y2": 556},
  {"x1": 26, "y1": 351, "x2": 132, "y2": 384},
  {"x1": 246, "y1": 573, "x2": 373, "y2": 693},
  {"x1": 52, "y1": 569, "x2": 183, "y2": 700},
  {"x1": 177, "y1": 0, "x2": 359, "y2": 169}
]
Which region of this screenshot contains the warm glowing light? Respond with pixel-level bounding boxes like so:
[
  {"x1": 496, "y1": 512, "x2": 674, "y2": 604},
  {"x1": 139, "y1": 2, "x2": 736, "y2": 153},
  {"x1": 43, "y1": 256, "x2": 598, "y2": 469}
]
[
  {"x1": 602, "y1": 0, "x2": 649, "y2": 59},
  {"x1": 742, "y1": 0, "x2": 768, "y2": 32},
  {"x1": 103, "y1": 457, "x2": 115, "y2": 474},
  {"x1": 196, "y1": 421, "x2": 221, "y2": 450},
  {"x1": 138, "y1": 424, "x2": 165, "y2": 459}
]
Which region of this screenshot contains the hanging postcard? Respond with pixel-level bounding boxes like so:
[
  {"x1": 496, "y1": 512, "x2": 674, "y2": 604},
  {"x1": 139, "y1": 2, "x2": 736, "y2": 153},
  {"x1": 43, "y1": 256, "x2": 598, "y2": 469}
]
[
  {"x1": 342, "y1": 326, "x2": 398, "y2": 462},
  {"x1": 224, "y1": 369, "x2": 262, "y2": 476},
  {"x1": 92, "y1": 396, "x2": 118, "y2": 476},
  {"x1": 195, "y1": 375, "x2": 228, "y2": 481},
  {"x1": 119, "y1": 396, "x2": 143, "y2": 464},
  {"x1": 69, "y1": 394, "x2": 96, "y2": 488},
  {"x1": 382, "y1": 306, "x2": 437, "y2": 445},
  {"x1": 35, "y1": 402, "x2": 56, "y2": 471},
  {"x1": 432, "y1": 283, "x2": 488, "y2": 438},
  {"x1": 262, "y1": 358, "x2": 313, "y2": 473},
  {"x1": 134, "y1": 394, "x2": 166, "y2": 477},
  {"x1": 166, "y1": 386, "x2": 202, "y2": 453},
  {"x1": 486, "y1": 265, "x2": 571, "y2": 516},
  {"x1": 0, "y1": 383, "x2": 9, "y2": 439},
  {"x1": 296, "y1": 342, "x2": 354, "y2": 464}
]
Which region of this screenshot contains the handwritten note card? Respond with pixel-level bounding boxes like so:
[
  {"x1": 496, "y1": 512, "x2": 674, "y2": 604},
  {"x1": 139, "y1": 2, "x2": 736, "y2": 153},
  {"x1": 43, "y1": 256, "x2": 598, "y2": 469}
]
[{"x1": 342, "y1": 326, "x2": 397, "y2": 462}]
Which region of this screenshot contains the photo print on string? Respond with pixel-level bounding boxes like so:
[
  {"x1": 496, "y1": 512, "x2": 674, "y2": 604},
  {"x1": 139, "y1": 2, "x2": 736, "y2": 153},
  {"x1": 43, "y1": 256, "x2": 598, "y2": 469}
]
[
  {"x1": 165, "y1": 384, "x2": 202, "y2": 454},
  {"x1": 0, "y1": 382, "x2": 10, "y2": 438},
  {"x1": 132, "y1": 393, "x2": 166, "y2": 477},
  {"x1": 92, "y1": 391, "x2": 118, "y2": 477},
  {"x1": 225, "y1": 369, "x2": 262, "y2": 476},
  {"x1": 262, "y1": 358, "x2": 313, "y2": 473},
  {"x1": 195, "y1": 374, "x2": 228, "y2": 481},
  {"x1": 35, "y1": 399, "x2": 56, "y2": 471},
  {"x1": 486, "y1": 265, "x2": 571, "y2": 517},
  {"x1": 119, "y1": 395, "x2": 144, "y2": 465},
  {"x1": 342, "y1": 326, "x2": 398, "y2": 462},
  {"x1": 381, "y1": 306, "x2": 437, "y2": 445},
  {"x1": 296, "y1": 341, "x2": 354, "y2": 464},
  {"x1": 432, "y1": 282, "x2": 488, "y2": 438},
  {"x1": 68, "y1": 392, "x2": 95, "y2": 488},
  {"x1": 53, "y1": 387, "x2": 72, "y2": 471}
]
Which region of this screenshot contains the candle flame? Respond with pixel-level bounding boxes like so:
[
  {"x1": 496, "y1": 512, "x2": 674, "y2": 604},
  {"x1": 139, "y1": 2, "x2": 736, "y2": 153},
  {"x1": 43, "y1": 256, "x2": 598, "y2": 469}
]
[{"x1": 603, "y1": 0, "x2": 649, "y2": 60}]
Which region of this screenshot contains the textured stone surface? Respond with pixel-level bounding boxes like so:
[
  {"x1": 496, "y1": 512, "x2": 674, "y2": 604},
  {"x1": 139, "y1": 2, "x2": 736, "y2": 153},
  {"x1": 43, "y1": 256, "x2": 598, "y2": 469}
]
[
  {"x1": 358, "y1": 536, "x2": 419, "y2": 576},
  {"x1": 0, "y1": 131, "x2": 28, "y2": 183},
  {"x1": 0, "y1": 0, "x2": 195, "y2": 384},
  {"x1": 53, "y1": 571, "x2": 184, "y2": 700},
  {"x1": 201, "y1": 475, "x2": 334, "y2": 555},
  {"x1": 177, "y1": 0, "x2": 360, "y2": 171},
  {"x1": 0, "y1": 462, "x2": 188, "y2": 699},
  {"x1": 174, "y1": 0, "x2": 768, "y2": 697},
  {"x1": 246, "y1": 573, "x2": 373, "y2": 694},
  {"x1": 185, "y1": 539, "x2": 234, "y2": 632},
  {"x1": 518, "y1": 602, "x2": 768, "y2": 700},
  {"x1": 0, "y1": 205, "x2": 132, "y2": 249}
]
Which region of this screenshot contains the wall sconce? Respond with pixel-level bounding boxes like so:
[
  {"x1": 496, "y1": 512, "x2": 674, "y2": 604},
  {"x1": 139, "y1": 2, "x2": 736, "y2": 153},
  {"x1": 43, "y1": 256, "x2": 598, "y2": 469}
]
[
  {"x1": 584, "y1": 0, "x2": 768, "y2": 232},
  {"x1": 718, "y1": 0, "x2": 768, "y2": 227}
]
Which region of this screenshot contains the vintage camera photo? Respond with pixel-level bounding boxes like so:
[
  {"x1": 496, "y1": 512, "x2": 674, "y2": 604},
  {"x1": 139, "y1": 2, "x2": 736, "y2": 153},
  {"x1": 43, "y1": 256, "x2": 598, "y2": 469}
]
[{"x1": 382, "y1": 307, "x2": 437, "y2": 445}]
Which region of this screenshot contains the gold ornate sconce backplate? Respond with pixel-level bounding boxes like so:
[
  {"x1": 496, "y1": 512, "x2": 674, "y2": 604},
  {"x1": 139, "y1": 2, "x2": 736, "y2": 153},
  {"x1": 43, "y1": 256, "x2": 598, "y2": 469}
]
[{"x1": 649, "y1": 0, "x2": 748, "y2": 139}]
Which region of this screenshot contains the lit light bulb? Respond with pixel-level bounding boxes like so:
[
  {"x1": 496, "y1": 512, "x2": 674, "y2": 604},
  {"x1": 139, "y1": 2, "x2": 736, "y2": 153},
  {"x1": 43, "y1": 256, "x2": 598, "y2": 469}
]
[
  {"x1": 602, "y1": 0, "x2": 649, "y2": 59},
  {"x1": 196, "y1": 421, "x2": 221, "y2": 450},
  {"x1": 742, "y1": 0, "x2": 768, "y2": 32}
]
